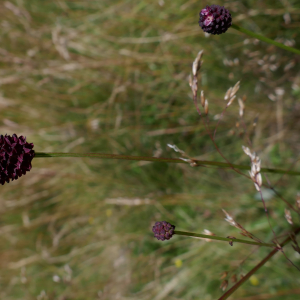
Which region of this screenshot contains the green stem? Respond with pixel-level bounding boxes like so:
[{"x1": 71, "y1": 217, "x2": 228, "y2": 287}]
[
  {"x1": 34, "y1": 152, "x2": 300, "y2": 176},
  {"x1": 231, "y1": 24, "x2": 300, "y2": 55},
  {"x1": 218, "y1": 227, "x2": 300, "y2": 300},
  {"x1": 174, "y1": 231, "x2": 275, "y2": 248}
]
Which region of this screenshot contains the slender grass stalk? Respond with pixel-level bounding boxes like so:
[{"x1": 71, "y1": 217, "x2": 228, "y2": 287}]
[
  {"x1": 34, "y1": 152, "x2": 300, "y2": 176},
  {"x1": 218, "y1": 227, "x2": 300, "y2": 300},
  {"x1": 174, "y1": 231, "x2": 275, "y2": 248},
  {"x1": 231, "y1": 24, "x2": 300, "y2": 55}
]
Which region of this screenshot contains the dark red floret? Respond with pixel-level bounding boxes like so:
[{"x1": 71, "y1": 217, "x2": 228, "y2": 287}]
[
  {"x1": 199, "y1": 5, "x2": 232, "y2": 35},
  {"x1": 0, "y1": 134, "x2": 35, "y2": 185},
  {"x1": 152, "y1": 221, "x2": 175, "y2": 241}
]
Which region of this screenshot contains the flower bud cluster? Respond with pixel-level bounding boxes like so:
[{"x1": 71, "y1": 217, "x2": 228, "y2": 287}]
[
  {"x1": 0, "y1": 134, "x2": 35, "y2": 185},
  {"x1": 199, "y1": 5, "x2": 232, "y2": 35},
  {"x1": 152, "y1": 221, "x2": 175, "y2": 241}
]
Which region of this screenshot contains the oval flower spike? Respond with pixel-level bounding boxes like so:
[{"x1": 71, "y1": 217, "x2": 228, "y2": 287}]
[
  {"x1": 199, "y1": 5, "x2": 232, "y2": 35},
  {"x1": 152, "y1": 221, "x2": 175, "y2": 241},
  {"x1": 0, "y1": 134, "x2": 35, "y2": 185}
]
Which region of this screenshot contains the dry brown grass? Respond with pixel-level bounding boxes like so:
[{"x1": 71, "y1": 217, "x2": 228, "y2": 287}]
[{"x1": 0, "y1": 1, "x2": 300, "y2": 299}]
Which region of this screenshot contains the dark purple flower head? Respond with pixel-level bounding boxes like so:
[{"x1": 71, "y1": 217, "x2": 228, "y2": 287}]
[
  {"x1": 0, "y1": 134, "x2": 35, "y2": 185},
  {"x1": 152, "y1": 221, "x2": 175, "y2": 241},
  {"x1": 199, "y1": 5, "x2": 232, "y2": 35}
]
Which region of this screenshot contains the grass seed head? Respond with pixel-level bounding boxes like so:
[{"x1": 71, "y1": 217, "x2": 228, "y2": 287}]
[
  {"x1": 222, "y1": 209, "x2": 261, "y2": 242},
  {"x1": 284, "y1": 209, "x2": 293, "y2": 225},
  {"x1": 243, "y1": 146, "x2": 262, "y2": 191},
  {"x1": 201, "y1": 90, "x2": 205, "y2": 107},
  {"x1": 242, "y1": 146, "x2": 252, "y2": 156},
  {"x1": 205, "y1": 99, "x2": 209, "y2": 114},
  {"x1": 238, "y1": 98, "x2": 245, "y2": 117},
  {"x1": 225, "y1": 81, "x2": 240, "y2": 101},
  {"x1": 203, "y1": 229, "x2": 216, "y2": 242},
  {"x1": 224, "y1": 87, "x2": 233, "y2": 101},
  {"x1": 188, "y1": 74, "x2": 193, "y2": 87},
  {"x1": 222, "y1": 209, "x2": 237, "y2": 227},
  {"x1": 220, "y1": 271, "x2": 228, "y2": 279},
  {"x1": 227, "y1": 95, "x2": 236, "y2": 107},
  {"x1": 192, "y1": 50, "x2": 203, "y2": 76},
  {"x1": 231, "y1": 81, "x2": 240, "y2": 96},
  {"x1": 231, "y1": 274, "x2": 237, "y2": 283},
  {"x1": 220, "y1": 280, "x2": 229, "y2": 291}
]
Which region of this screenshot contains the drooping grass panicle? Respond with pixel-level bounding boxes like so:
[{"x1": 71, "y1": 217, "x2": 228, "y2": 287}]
[
  {"x1": 188, "y1": 52, "x2": 244, "y2": 179},
  {"x1": 189, "y1": 50, "x2": 204, "y2": 116},
  {"x1": 242, "y1": 146, "x2": 282, "y2": 249},
  {"x1": 222, "y1": 209, "x2": 263, "y2": 243}
]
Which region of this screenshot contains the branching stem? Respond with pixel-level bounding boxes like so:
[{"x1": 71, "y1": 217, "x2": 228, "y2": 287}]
[{"x1": 218, "y1": 227, "x2": 300, "y2": 300}]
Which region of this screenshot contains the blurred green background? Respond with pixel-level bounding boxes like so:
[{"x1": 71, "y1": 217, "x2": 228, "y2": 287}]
[{"x1": 0, "y1": 0, "x2": 300, "y2": 299}]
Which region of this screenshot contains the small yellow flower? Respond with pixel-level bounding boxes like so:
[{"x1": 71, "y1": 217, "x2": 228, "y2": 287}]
[
  {"x1": 106, "y1": 209, "x2": 112, "y2": 217},
  {"x1": 250, "y1": 275, "x2": 259, "y2": 286},
  {"x1": 175, "y1": 259, "x2": 182, "y2": 268},
  {"x1": 88, "y1": 217, "x2": 94, "y2": 224}
]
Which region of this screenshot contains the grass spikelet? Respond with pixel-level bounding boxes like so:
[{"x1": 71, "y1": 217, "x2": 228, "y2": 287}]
[{"x1": 284, "y1": 209, "x2": 293, "y2": 225}]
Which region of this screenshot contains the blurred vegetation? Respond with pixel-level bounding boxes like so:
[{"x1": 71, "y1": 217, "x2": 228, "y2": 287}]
[{"x1": 0, "y1": 0, "x2": 300, "y2": 299}]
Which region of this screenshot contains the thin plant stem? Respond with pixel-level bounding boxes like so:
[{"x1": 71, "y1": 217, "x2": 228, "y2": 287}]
[
  {"x1": 231, "y1": 24, "x2": 300, "y2": 55},
  {"x1": 34, "y1": 152, "x2": 300, "y2": 176},
  {"x1": 218, "y1": 227, "x2": 300, "y2": 300},
  {"x1": 194, "y1": 94, "x2": 201, "y2": 116},
  {"x1": 174, "y1": 231, "x2": 275, "y2": 248},
  {"x1": 236, "y1": 289, "x2": 300, "y2": 300}
]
